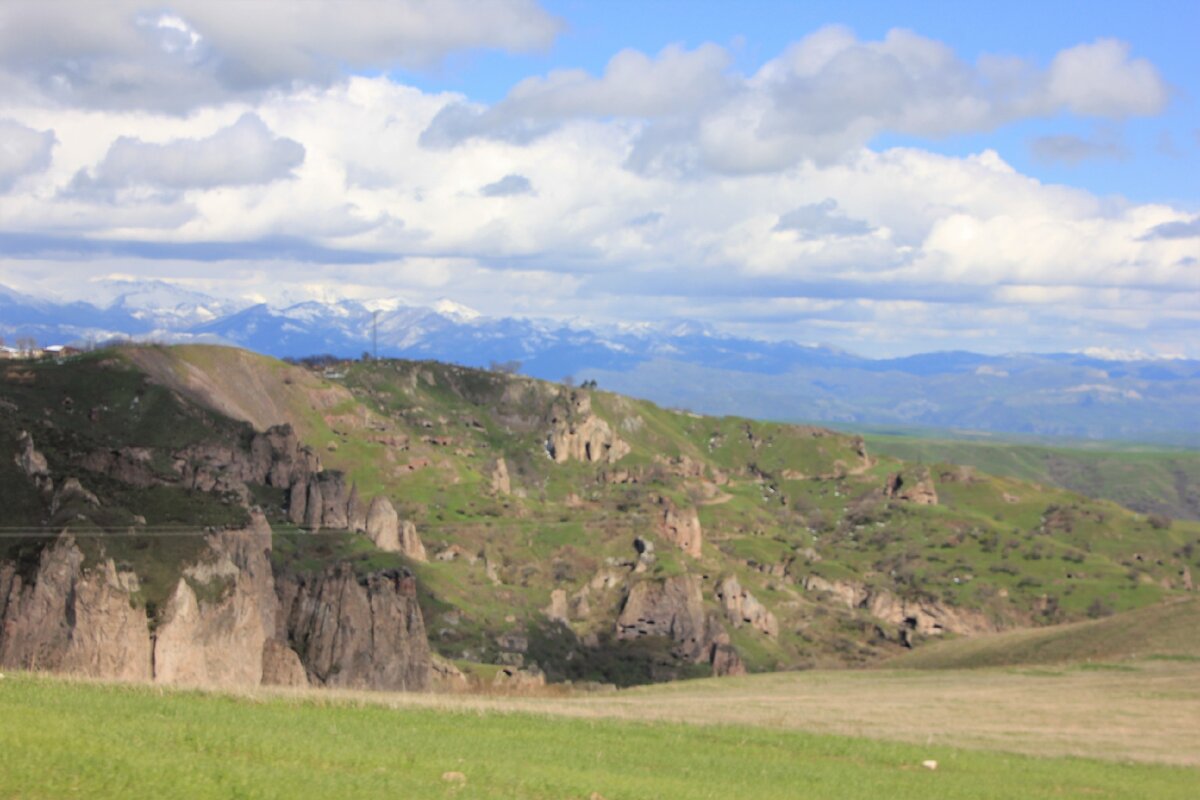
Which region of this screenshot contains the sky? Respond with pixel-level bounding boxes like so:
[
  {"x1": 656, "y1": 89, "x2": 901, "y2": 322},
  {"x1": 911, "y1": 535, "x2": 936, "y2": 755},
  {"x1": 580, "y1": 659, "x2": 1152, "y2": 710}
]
[{"x1": 0, "y1": 0, "x2": 1196, "y2": 358}]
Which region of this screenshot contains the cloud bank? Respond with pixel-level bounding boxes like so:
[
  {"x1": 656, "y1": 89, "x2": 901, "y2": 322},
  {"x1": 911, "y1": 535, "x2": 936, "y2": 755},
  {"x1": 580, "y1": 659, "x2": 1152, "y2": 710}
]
[{"x1": 0, "y1": 12, "x2": 1193, "y2": 358}]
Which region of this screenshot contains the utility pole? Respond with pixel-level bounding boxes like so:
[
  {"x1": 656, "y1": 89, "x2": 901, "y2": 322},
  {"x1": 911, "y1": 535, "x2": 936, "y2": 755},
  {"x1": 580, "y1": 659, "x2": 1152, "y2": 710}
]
[{"x1": 372, "y1": 310, "x2": 379, "y2": 360}]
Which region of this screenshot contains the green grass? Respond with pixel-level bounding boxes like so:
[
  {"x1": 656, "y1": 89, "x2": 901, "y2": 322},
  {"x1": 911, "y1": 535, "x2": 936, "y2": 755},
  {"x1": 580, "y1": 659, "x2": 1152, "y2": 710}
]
[{"x1": 0, "y1": 673, "x2": 1196, "y2": 799}]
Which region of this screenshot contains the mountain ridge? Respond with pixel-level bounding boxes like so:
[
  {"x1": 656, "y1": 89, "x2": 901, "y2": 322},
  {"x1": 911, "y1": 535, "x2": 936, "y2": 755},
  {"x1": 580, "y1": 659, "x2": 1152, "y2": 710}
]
[{"x1": 1, "y1": 281, "x2": 1197, "y2": 443}]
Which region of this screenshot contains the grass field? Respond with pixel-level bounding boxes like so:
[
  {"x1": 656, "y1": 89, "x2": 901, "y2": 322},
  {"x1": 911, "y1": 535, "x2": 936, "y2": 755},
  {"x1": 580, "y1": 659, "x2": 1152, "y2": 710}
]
[{"x1": 1, "y1": 665, "x2": 1197, "y2": 799}]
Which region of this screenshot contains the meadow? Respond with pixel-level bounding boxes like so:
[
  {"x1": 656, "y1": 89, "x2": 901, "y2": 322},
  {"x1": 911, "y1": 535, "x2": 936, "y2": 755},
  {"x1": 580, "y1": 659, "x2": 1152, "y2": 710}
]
[{"x1": 1, "y1": 660, "x2": 1197, "y2": 800}]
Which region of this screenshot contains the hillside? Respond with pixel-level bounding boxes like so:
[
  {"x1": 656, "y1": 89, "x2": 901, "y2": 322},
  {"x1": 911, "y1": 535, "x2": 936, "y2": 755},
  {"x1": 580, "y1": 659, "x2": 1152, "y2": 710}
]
[
  {"x1": 864, "y1": 434, "x2": 1200, "y2": 521},
  {"x1": 888, "y1": 597, "x2": 1200, "y2": 669},
  {"x1": 2, "y1": 344, "x2": 1198, "y2": 689}
]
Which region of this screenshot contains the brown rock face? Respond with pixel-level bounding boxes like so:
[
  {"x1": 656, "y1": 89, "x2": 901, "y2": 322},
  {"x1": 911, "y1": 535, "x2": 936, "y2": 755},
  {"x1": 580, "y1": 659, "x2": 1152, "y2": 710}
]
[
  {"x1": 363, "y1": 496, "x2": 427, "y2": 561},
  {"x1": 884, "y1": 469, "x2": 938, "y2": 505},
  {"x1": 616, "y1": 576, "x2": 744, "y2": 676},
  {"x1": 655, "y1": 496, "x2": 703, "y2": 558},
  {"x1": 429, "y1": 654, "x2": 470, "y2": 692},
  {"x1": 802, "y1": 575, "x2": 995, "y2": 637},
  {"x1": 277, "y1": 563, "x2": 431, "y2": 691},
  {"x1": 543, "y1": 588, "x2": 569, "y2": 623},
  {"x1": 0, "y1": 538, "x2": 151, "y2": 681},
  {"x1": 490, "y1": 458, "x2": 511, "y2": 495},
  {"x1": 153, "y1": 515, "x2": 277, "y2": 688},
  {"x1": 492, "y1": 666, "x2": 546, "y2": 691},
  {"x1": 545, "y1": 392, "x2": 630, "y2": 464},
  {"x1": 14, "y1": 430, "x2": 53, "y2": 493},
  {"x1": 261, "y1": 639, "x2": 308, "y2": 687},
  {"x1": 715, "y1": 576, "x2": 779, "y2": 638}
]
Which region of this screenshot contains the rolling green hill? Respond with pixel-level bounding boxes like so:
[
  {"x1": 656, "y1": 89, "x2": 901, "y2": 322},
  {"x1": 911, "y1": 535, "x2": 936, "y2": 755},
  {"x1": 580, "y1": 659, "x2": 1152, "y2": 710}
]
[{"x1": 3, "y1": 344, "x2": 1198, "y2": 685}]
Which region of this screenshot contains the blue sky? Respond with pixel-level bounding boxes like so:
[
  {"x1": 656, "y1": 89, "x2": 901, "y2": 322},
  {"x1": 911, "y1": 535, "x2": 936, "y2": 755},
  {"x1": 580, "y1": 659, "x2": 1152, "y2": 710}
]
[
  {"x1": 0, "y1": 0, "x2": 1196, "y2": 358},
  {"x1": 408, "y1": 0, "x2": 1200, "y2": 205}
]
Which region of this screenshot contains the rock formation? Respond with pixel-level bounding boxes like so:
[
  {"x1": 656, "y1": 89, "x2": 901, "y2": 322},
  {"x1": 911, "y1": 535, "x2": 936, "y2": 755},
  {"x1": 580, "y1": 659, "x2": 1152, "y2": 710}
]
[
  {"x1": 543, "y1": 588, "x2": 569, "y2": 623},
  {"x1": 715, "y1": 576, "x2": 778, "y2": 638},
  {"x1": 802, "y1": 575, "x2": 994, "y2": 637},
  {"x1": 654, "y1": 496, "x2": 703, "y2": 558},
  {"x1": 0, "y1": 537, "x2": 151, "y2": 681},
  {"x1": 616, "y1": 575, "x2": 743, "y2": 676},
  {"x1": 276, "y1": 563, "x2": 432, "y2": 691},
  {"x1": 884, "y1": 469, "x2": 938, "y2": 505},
  {"x1": 545, "y1": 392, "x2": 630, "y2": 464},
  {"x1": 490, "y1": 457, "x2": 511, "y2": 495},
  {"x1": 14, "y1": 430, "x2": 52, "y2": 494},
  {"x1": 153, "y1": 515, "x2": 277, "y2": 688},
  {"x1": 364, "y1": 496, "x2": 426, "y2": 561},
  {"x1": 0, "y1": 507, "x2": 434, "y2": 692},
  {"x1": 261, "y1": 639, "x2": 308, "y2": 687}
]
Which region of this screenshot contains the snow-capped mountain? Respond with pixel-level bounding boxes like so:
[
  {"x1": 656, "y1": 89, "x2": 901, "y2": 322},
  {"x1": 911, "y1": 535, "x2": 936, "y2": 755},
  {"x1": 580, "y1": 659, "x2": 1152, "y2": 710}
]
[{"x1": 1, "y1": 281, "x2": 1197, "y2": 443}]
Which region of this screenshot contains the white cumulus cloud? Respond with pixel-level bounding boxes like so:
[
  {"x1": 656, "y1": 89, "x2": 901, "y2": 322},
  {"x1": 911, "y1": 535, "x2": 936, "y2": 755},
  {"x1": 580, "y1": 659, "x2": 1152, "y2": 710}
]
[{"x1": 0, "y1": 119, "x2": 55, "y2": 191}]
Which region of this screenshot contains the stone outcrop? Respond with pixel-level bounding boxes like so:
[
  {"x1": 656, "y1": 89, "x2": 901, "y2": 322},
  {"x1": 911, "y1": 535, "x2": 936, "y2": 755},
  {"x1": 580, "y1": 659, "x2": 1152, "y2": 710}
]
[
  {"x1": 276, "y1": 563, "x2": 431, "y2": 691},
  {"x1": 490, "y1": 458, "x2": 511, "y2": 495},
  {"x1": 153, "y1": 515, "x2": 277, "y2": 687},
  {"x1": 715, "y1": 576, "x2": 778, "y2": 638},
  {"x1": 78, "y1": 424, "x2": 322, "y2": 510},
  {"x1": 884, "y1": 469, "x2": 938, "y2": 505},
  {"x1": 543, "y1": 588, "x2": 569, "y2": 623},
  {"x1": 430, "y1": 654, "x2": 470, "y2": 692},
  {"x1": 616, "y1": 575, "x2": 743, "y2": 676},
  {"x1": 14, "y1": 430, "x2": 53, "y2": 494},
  {"x1": 0, "y1": 538, "x2": 151, "y2": 681},
  {"x1": 1, "y1": 505, "x2": 435, "y2": 694},
  {"x1": 545, "y1": 392, "x2": 630, "y2": 464},
  {"x1": 802, "y1": 575, "x2": 995, "y2": 639},
  {"x1": 364, "y1": 496, "x2": 426, "y2": 561},
  {"x1": 261, "y1": 639, "x2": 308, "y2": 687},
  {"x1": 50, "y1": 477, "x2": 101, "y2": 514},
  {"x1": 654, "y1": 496, "x2": 703, "y2": 558},
  {"x1": 492, "y1": 665, "x2": 546, "y2": 691}
]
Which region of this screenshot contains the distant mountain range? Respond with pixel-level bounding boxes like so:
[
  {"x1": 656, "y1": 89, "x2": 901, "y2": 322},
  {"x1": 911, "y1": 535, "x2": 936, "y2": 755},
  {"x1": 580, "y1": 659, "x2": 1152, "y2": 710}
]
[{"x1": 2, "y1": 280, "x2": 1197, "y2": 444}]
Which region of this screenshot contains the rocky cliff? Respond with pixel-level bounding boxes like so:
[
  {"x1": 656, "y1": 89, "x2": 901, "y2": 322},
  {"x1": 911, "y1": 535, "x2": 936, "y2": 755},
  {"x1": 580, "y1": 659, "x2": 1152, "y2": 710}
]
[
  {"x1": 276, "y1": 563, "x2": 431, "y2": 691},
  {"x1": 152, "y1": 516, "x2": 278, "y2": 687},
  {"x1": 0, "y1": 513, "x2": 433, "y2": 692},
  {"x1": 616, "y1": 575, "x2": 745, "y2": 677},
  {"x1": 0, "y1": 537, "x2": 152, "y2": 681}
]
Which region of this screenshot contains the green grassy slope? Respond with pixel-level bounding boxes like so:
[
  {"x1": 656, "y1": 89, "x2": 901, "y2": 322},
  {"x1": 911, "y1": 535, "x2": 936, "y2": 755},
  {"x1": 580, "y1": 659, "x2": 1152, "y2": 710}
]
[
  {"x1": 866, "y1": 434, "x2": 1200, "y2": 520},
  {"x1": 0, "y1": 674, "x2": 1195, "y2": 799},
  {"x1": 888, "y1": 597, "x2": 1200, "y2": 669},
  {"x1": 5, "y1": 345, "x2": 1200, "y2": 682}
]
